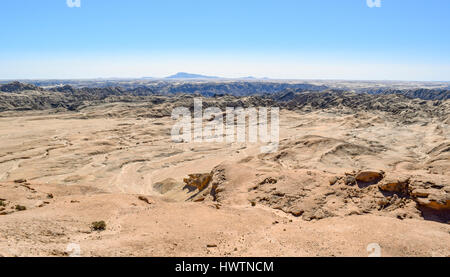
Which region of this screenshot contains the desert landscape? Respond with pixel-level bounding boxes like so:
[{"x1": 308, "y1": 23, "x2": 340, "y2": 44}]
[{"x1": 0, "y1": 80, "x2": 448, "y2": 257}]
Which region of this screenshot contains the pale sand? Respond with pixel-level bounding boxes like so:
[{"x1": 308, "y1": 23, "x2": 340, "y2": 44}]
[{"x1": 0, "y1": 102, "x2": 448, "y2": 257}]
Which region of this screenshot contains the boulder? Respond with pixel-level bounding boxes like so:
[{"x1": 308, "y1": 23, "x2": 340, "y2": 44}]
[
  {"x1": 183, "y1": 173, "x2": 213, "y2": 191},
  {"x1": 410, "y1": 189, "x2": 430, "y2": 198},
  {"x1": 344, "y1": 176, "x2": 356, "y2": 186},
  {"x1": 415, "y1": 198, "x2": 450, "y2": 211},
  {"x1": 355, "y1": 171, "x2": 384, "y2": 183},
  {"x1": 378, "y1": 176, "x2": 410, "y2": 194}
]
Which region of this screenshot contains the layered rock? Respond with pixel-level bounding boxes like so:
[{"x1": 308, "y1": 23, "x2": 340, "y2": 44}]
[{"x1": 249, "y1": 169, "x2": 449, "y2": 223}]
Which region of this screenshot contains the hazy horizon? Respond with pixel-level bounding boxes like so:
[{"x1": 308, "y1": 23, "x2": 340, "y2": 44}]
[{"x1": 2, "y1": 73, "x2": 450, "y2": 83}]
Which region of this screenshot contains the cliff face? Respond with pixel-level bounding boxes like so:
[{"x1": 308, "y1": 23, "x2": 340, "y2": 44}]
[{"x1": 1, "y1": 83, "x2": 449, "y2": 119}]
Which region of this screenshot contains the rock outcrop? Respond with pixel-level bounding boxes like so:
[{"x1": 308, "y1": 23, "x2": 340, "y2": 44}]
[
  {"x1": 355, "y1": 171, "x2": 384, "y2": 183},
  {"x1": 249, "y1": 169, "x2": 449, "y2": 223},
  {"x1": 183, "y1": 173, "x2": 213, "y2": 191}
]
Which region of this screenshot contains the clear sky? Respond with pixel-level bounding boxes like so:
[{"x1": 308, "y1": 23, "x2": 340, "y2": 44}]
[{"x1": 1, "y1": 0, "x2": 449, "y2": 80}]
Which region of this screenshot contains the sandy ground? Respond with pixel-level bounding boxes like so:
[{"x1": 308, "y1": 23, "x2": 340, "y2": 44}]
[{"x1": 0, "y1": 102, "x2": 448, "y2": 257}]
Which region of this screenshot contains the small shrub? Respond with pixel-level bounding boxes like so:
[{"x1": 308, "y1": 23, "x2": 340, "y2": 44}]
[
  {"x1": 138, "y1": 196, "x2": 151, "y2": 204},
  {"x1": 91, "y1": 221, "x2": 106, "y2": 231},
  {"x1": 15, "y1": 205, "x2": 26, "y2": 211}
]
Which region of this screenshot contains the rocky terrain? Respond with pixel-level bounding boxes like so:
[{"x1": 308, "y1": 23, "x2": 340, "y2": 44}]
[{"x1": 0, "y1": 82, "x2": 448, "y2": 257}]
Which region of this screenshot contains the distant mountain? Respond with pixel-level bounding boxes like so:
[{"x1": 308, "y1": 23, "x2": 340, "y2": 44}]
[{"x1": 166, "y1": 72, "x2": 219, "y2": 79}]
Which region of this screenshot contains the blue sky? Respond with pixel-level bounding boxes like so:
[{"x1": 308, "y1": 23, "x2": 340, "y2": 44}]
[{"x1": 1, "y1": 0, "x2": 449, "y2": 80}]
